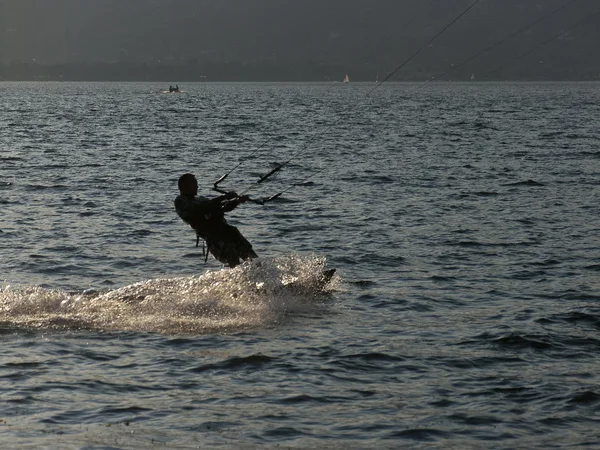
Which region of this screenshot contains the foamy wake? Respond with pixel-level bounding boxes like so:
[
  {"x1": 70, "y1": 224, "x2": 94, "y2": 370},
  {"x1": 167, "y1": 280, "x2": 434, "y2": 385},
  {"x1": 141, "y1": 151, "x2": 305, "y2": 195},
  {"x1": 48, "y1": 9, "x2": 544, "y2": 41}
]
[{"x1": 0, "y1": 254, "x2": 339, "y2": 335}]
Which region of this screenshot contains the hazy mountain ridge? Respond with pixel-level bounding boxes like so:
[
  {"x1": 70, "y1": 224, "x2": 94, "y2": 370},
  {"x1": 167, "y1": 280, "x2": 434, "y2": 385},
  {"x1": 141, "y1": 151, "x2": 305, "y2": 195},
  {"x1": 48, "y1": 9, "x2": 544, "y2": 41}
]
[{"x1": 1, "y1": 0, "x2": 598, "y2": 81}]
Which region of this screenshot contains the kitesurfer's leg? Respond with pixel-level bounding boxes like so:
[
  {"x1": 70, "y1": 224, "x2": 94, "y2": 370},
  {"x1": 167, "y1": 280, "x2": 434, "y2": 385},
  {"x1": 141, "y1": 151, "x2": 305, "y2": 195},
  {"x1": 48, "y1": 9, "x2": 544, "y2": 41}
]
[
  {"x1": 204, "y1": 224, "x2": 256, "y2": 268},
  {"x1": 223, "y1": 224, "x2": 257, "y2": 262},
  {"x1": 207, "y1": 237, "x2": 241, "y2": 268}
]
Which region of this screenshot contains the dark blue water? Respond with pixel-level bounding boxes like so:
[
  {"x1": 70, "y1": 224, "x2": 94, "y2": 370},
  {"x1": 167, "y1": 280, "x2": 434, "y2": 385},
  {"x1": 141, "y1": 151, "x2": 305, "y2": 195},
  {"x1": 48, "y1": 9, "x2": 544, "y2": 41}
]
[{"x1": 1, "y1": 81, "x2": 600, "y2": 448}]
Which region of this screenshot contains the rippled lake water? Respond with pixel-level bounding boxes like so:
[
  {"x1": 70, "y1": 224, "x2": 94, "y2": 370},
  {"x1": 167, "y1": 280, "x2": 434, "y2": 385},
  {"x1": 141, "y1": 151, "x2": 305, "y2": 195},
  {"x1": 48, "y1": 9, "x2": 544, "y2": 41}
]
[{"x1": 1, "y1": 81, "x2": 600, "y2": 448}]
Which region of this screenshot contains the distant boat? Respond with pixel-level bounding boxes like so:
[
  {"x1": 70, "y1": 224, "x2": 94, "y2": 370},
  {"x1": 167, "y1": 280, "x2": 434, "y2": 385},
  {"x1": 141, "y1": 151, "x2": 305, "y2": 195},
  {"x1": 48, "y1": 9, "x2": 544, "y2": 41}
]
[
  {"x1": 164, "y1": 85, "x2": 183, "y2": 93},
  {"x1": 376, "y1": 73, "x2": 379, "y2": 84},
  {"x1": 470, "y1": 73, "x2": 475, "y2": 81},
  {"x1": 343, "y1": 73, "x2": 350, "y2": 84}
]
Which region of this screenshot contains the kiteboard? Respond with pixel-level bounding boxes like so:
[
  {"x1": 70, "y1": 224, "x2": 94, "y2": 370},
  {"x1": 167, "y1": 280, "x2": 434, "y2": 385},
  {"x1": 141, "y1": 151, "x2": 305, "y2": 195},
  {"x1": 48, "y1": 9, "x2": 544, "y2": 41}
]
[{"x1": 320, "y1": 268, "x2": 336, "y2": 286}]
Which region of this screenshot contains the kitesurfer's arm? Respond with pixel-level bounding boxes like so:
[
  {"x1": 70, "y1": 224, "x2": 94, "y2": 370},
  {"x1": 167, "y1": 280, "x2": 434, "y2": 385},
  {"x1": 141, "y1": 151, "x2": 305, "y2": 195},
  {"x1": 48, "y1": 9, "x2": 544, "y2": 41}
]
[
  {"x1": 175, "y1": 193, "x2": 248, "y2": 221},
  {"x1": 211, "y1": 191, "x2": 237, "y2": 203},
  {"x1": 220, "y1": 195, "x2": 250, "y2": 212}
]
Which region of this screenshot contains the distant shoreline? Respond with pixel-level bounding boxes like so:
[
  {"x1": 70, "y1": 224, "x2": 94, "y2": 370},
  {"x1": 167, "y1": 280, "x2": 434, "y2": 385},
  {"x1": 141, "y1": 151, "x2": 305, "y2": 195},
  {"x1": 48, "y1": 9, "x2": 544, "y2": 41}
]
[
  {"x1": 1, "y1": 78, "x2": 599, "y2": 83},
  {"x1": 1, "y1": 62, "x2": 598, "y2": 83}
]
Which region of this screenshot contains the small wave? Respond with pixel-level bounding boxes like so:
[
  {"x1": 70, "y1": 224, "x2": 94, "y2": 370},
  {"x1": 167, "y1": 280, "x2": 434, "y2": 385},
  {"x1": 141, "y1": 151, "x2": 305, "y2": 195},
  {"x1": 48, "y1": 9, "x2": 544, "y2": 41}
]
[
  {"x1": 339, "y1": 174, "x2": 395, "y2": 183},
  {"x1": 540, "y1": 131, "x2": 565, "y2": 139},
  {"x1": 349, "y1": 280, "x2": 376, "y2": 287},
  {"x1": 577, "y1": 150, "x2": 600, "y2": 157},
  {"x1": 447, "y1": 240, "x2": 536, "y2": 248},
  {"x1": 263, "y1": 426, "x2": 309, "y2": 437},
  {"x1": 528, "y1": 258, "x2": 560, "y2": 267},
  {"x1": 278, "y1": 393, "x2": 354, "y2": 404},
  {"x1": 473, "y1": 120, "x2": 499, "y2": 131},
  {"x1": 344, "y1": 351, "x2": 405, "y2": 362},
  {"x1": 388, "y1": 428, "x2": 449, "y2": 441},
  {"x1": 568, "y1": 390, "x2": 600, "y2": 405},
  {"x1": 328, "y1": 351, "x2": 407, "y2": 373},
  {"x1": 554, "y1": 291, "x2": 599, "y2": 302},
  {"x1": 491, "y1": 333, "x2": 555, "y2": 350},
  {"x1": 454, "y1": 191, "x2": 499, "y2": 199},
  {"x1": 131, "y1": 229, "x2": 154, "y2": 237},
  {"x1": 538, "y1": 311, "x2": 600, "y2": 330},
  {"x1": 0, "y1": 255, "x2": 338, "y2": 335},
  {"x1": 187, "y1": 354, "x2": 275, "y2": 373},
  {"x1": 503, "y1": 180, "x2": 545, "y2": 187},
  {"x1": 467, "y1": 332, "x2": 556, "y2": 351},
  {"x1": 429, "y1": 275, "x2": 456, "y2": 282},
  {"x1": 23, "y1": 183, "x2": 69, "y2": 191}
]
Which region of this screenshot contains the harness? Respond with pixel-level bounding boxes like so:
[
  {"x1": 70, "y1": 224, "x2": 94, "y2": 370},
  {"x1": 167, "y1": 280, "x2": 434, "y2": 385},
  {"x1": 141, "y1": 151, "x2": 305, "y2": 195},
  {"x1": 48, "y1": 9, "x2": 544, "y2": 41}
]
[
  {"x1": 195, "y1": 231, "x2": 208, "y2": 262},
  {"x1": 188, "y1": 211, "x2": 224, "y2": 264}
]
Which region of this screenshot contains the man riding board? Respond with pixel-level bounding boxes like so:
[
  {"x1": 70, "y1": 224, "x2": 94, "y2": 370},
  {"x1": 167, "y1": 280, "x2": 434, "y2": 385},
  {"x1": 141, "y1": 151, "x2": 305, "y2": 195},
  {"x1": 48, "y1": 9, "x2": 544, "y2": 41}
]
[{"x1": 174, "y1": 173, "x2": 257, "y2": 268}]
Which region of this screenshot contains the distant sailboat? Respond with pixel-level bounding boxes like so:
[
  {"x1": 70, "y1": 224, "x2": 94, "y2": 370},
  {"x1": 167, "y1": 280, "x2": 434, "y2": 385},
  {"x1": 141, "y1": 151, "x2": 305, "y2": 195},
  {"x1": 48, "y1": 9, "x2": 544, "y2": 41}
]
[
  {"x1": 470, "y1": 73, "x2": 475, "y2": 81},
  {"x1": 343, "y1": 73, "x2": 350, "y2": 84},
  {"x1": 376, "y1": 73, "x2": 379, "y2": 84}
]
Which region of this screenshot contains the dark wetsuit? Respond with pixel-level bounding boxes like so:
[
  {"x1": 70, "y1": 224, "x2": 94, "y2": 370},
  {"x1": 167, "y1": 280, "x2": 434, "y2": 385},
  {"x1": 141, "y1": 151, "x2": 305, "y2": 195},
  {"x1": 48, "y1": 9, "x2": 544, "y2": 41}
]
[{"x1": 174, "y1": 194, "x2": 257, "y2": 268}]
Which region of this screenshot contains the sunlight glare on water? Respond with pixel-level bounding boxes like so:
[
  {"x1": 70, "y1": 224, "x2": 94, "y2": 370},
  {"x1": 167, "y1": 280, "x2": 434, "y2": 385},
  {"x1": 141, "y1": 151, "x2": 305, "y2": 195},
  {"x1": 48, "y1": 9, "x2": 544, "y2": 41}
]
[{"x1": 1, "y1": 255, "x2": 337, "y2": 335}]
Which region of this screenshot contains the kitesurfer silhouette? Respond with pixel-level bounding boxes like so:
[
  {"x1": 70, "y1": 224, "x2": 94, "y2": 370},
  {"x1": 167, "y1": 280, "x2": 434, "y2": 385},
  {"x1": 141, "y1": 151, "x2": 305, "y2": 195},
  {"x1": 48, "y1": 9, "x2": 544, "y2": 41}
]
[{"x1": 174, "y1": 173, "x2": 257, "y2": 268}]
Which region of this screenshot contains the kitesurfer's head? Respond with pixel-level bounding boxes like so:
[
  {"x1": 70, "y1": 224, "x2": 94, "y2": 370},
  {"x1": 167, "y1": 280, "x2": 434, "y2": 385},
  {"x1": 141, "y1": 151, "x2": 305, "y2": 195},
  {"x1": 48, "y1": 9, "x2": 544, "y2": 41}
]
[{"x1": 178, "y1": 173, "x2": 198, "y2": 196}]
